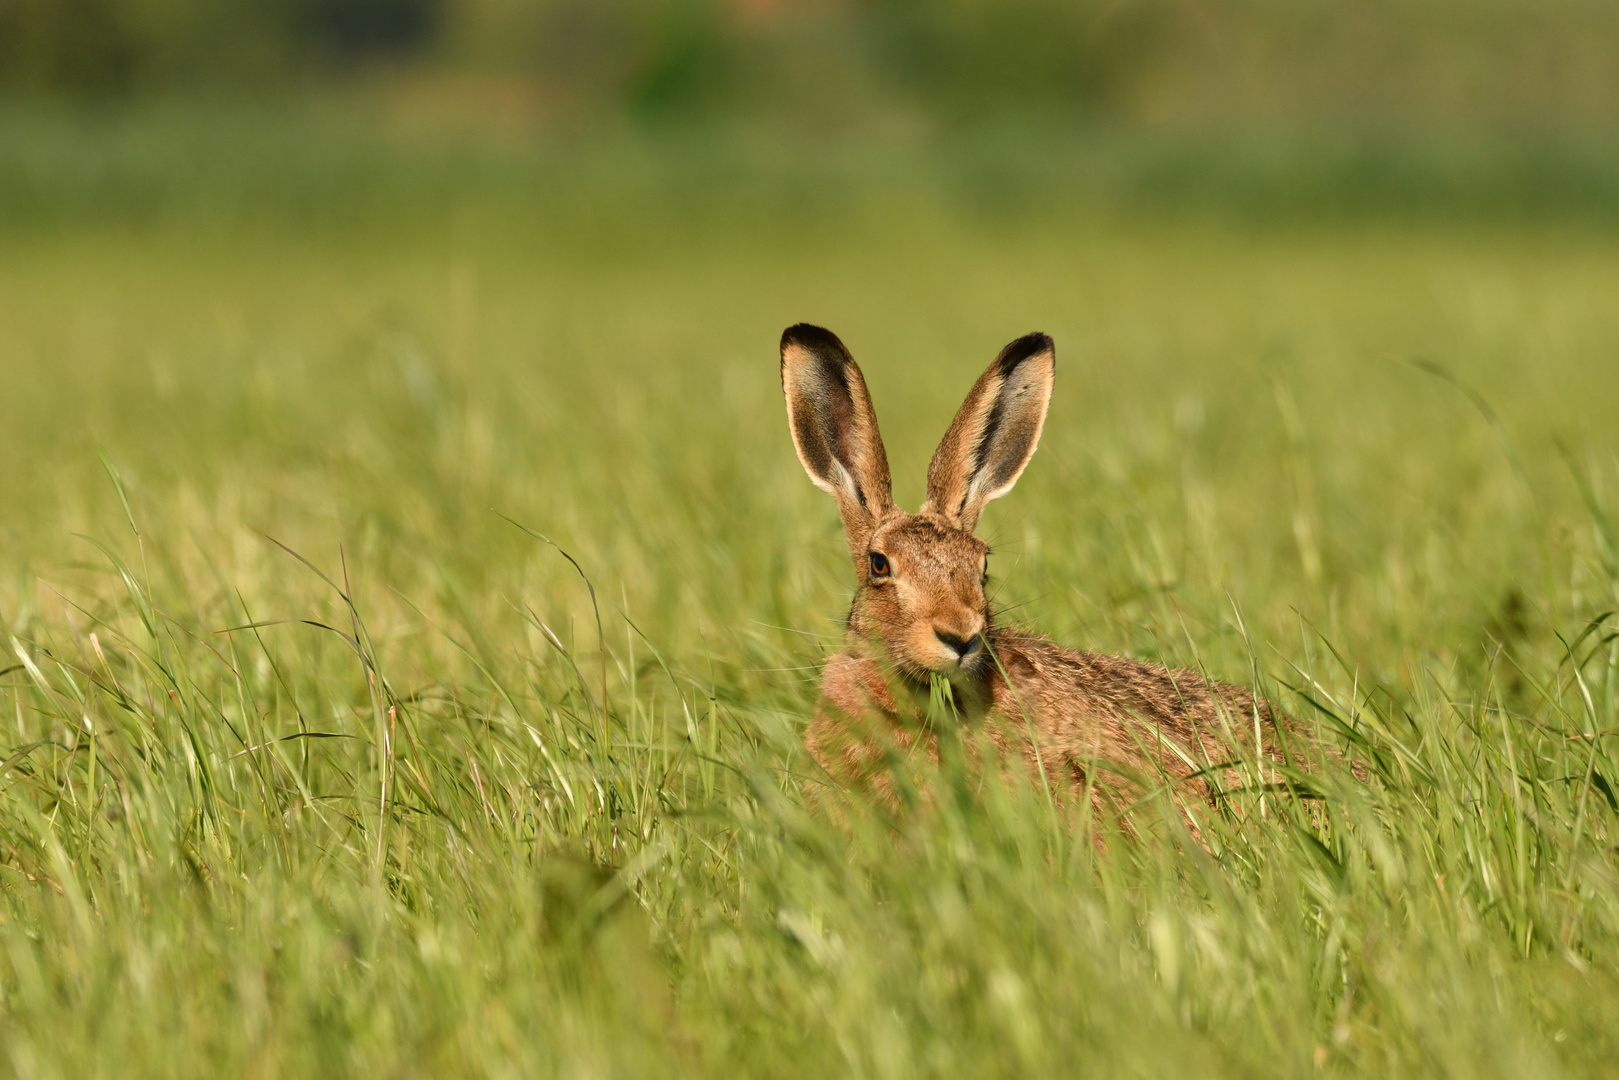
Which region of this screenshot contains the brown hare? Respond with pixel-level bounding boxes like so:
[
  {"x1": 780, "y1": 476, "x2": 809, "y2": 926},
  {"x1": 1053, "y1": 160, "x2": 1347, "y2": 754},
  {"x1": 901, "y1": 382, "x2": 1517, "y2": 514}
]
[{"x1": 781, "y1": 323, "x2": 1298, "y2": 818}]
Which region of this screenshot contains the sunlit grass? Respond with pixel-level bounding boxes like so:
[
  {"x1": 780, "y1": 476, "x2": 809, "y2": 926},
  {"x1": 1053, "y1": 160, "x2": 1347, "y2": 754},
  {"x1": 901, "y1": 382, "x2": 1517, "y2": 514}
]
[{"x1": 3, "y1": 122, "x2": 1619, "y2": 1077}]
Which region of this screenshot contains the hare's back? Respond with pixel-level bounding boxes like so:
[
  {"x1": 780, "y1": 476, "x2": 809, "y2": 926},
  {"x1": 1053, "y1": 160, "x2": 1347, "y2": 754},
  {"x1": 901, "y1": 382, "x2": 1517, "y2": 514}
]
[{"x1": 990, "y1": 632, "x2": 1272, "y2": 768}]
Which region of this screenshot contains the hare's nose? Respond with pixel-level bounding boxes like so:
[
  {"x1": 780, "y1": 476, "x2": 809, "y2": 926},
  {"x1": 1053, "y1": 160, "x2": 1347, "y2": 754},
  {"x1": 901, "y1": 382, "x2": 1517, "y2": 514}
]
[{"x1": 935, "y1": 629, "x2": 981, "y2": 659}]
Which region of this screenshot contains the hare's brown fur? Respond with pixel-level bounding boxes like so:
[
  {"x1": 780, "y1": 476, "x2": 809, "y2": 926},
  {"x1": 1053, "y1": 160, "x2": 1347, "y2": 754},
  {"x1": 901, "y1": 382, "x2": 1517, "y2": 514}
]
[{"x1": 781, "y1": 324, "x2": 1295, "y2": 814}]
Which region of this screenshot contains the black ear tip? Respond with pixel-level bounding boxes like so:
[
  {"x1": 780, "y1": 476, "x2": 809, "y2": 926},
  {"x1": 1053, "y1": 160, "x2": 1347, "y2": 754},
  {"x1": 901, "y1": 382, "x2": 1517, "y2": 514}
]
[
  {"x1": 996, "y1": 331, "x2": 1055, "y2": 373},
  {"x1": 782, "y1": 323, "x2": 847, "y2": 354}
]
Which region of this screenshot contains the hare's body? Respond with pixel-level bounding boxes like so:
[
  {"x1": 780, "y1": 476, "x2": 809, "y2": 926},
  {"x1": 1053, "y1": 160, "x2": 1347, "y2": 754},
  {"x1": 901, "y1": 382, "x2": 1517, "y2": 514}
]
[
  {"x1": 808, "y1": 628, "x2": 1280, "y2": 809},
  {"x1": 780, "y1": 325, "x2": 1292, "y2": 811}
]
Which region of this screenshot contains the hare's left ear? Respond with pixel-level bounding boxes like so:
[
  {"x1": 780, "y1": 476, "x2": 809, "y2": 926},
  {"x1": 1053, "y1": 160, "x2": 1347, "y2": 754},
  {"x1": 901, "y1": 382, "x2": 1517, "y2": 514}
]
[
  {"x1": 781, "y1": 324, "x2": 895, "y2": 560},
  {"x1": 924, "y1": 332, "x2": 1054, "y2": 532}
]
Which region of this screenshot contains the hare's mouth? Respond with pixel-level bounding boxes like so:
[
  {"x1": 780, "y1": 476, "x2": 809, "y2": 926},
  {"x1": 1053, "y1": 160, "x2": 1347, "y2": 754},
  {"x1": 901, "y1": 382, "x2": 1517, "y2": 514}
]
[
  {"x1": 950, "y1": 651, "x2": 993, "y2": 682},
  {"x1": 890, "y1": 653, "x2": 990, "y2": 698},
  {"x1": 909, "y1": 631, "x2": 990, "y2": 680}
]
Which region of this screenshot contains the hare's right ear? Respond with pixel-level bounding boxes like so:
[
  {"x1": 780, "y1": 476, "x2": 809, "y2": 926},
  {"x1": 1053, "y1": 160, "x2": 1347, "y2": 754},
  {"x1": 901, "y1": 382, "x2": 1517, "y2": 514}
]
[
  {"x1": 781, "y1": 324, "x2": 894, "y2": 556},
  {"x1": 924, "y1": 332, "x2": 1054, "y2": 533}
]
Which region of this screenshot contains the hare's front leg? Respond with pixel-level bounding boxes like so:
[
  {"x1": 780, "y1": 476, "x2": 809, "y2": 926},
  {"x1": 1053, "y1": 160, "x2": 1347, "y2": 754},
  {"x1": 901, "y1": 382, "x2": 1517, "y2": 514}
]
[
  {"x1": 804, "y1": 651, "x2": 930, "y2": 800},
  {"x1": 805, "y1": 652, "x2": 890, "y2": 767}
]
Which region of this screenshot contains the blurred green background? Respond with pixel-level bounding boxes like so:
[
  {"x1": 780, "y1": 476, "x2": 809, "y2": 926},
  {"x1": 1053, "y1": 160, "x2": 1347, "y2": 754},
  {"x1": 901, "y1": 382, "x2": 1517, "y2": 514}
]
[
  {"x1": 4, "y1": 0, "x2": 1619, "y2": 230},
  {"x1": 5, "y1": 0, "x2": 1619, "y2": 128}
]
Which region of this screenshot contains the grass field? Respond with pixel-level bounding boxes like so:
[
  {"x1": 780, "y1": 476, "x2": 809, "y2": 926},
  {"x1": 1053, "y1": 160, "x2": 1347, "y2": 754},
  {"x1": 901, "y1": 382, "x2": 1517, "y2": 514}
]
[{"x1": 3, "y1": 107, "x2": 1619, "y2": 1077}]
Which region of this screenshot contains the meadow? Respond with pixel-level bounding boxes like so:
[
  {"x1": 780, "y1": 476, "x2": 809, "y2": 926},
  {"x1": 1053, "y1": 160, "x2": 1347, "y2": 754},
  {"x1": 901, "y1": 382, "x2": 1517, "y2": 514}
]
[{"x1": 3, "y1": 107, "x2": 1619, "y2": 1077}]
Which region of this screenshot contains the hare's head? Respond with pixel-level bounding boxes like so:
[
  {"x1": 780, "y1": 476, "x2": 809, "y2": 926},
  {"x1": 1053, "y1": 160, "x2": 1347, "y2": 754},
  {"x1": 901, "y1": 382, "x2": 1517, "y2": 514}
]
[{"x1": 781, "y1": 324, "x2": 1054, "y2": 684}]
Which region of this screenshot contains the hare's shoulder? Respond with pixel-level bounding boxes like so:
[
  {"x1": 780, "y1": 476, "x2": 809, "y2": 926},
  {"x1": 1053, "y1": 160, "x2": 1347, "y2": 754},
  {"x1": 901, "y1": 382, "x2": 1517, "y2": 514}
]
[{"x1": 815, "y1": 651, "x2": 898, "y2": 721}]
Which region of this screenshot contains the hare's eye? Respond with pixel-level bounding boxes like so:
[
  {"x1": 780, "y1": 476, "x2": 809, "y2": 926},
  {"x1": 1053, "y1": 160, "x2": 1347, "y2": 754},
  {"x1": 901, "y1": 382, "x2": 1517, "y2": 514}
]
[{"x1": 869, "y1": 552, "x2": 891, "y2": 578}]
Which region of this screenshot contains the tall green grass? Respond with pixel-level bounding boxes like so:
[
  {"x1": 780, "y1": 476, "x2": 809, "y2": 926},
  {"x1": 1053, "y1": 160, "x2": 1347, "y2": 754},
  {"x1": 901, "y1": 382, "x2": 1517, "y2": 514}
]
[{"x1": 3, "y1": 116, "x2": 1619, "y2": 1076}]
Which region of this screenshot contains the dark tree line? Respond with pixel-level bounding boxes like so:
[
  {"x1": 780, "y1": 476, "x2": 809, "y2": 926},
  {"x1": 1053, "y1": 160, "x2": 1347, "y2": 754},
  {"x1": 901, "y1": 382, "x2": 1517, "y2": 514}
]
[{"x1": 2, "y1": 0, "x2": 1614, "y2": 131}]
